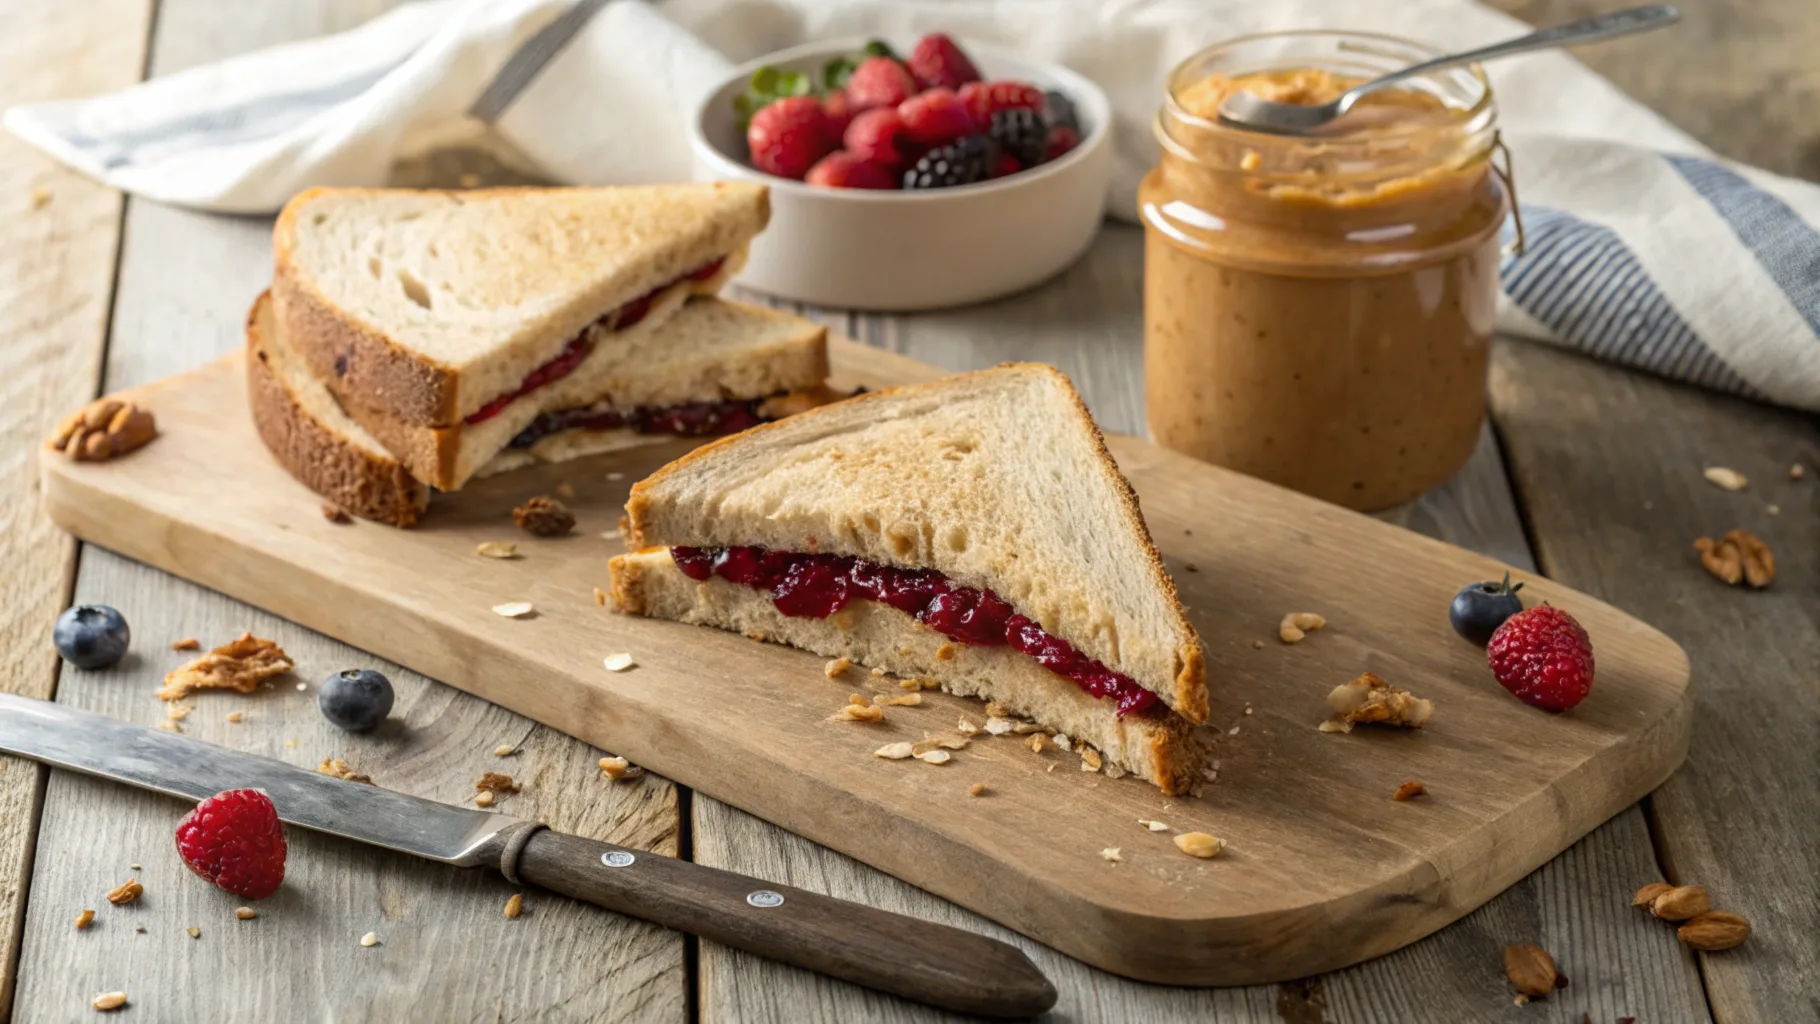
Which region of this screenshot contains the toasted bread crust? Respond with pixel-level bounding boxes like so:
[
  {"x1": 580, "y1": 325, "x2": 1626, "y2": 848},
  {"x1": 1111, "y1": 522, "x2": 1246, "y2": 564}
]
[
  {"x1": 272, "y1": 183, "x2": 772, "y2": 430},
  {"x1": 245, "y1": 292, "x2": 428, "y2": 527},
  {"x1": 623, "y1": 362, "x2": 1209, "y2": 724}
]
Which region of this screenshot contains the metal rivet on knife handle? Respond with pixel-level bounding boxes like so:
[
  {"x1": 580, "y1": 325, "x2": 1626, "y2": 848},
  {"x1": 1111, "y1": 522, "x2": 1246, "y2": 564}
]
[
  {"x1": 746, "y1": 890, "x2": 785, "y2": 908},
  {"x1": 601, "y1": 851, "x2": 636, "y2": 868}
]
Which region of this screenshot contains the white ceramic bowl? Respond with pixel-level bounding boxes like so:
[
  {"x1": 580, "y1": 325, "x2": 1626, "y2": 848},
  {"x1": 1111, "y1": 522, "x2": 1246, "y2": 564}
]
[{"x1": 690, "y1": 38, "x2": 1114, "y2": 311}]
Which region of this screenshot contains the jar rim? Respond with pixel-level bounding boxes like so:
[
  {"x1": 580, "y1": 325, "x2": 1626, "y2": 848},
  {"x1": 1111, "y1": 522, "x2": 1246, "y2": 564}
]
[{"x1": 1162, "y1": 29, "x2": 1495, "y2": 149}]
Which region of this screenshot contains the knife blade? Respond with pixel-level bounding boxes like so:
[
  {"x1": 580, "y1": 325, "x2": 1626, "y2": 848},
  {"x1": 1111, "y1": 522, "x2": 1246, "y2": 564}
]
[{"x1": 0, "y1": 694, "x2": 1055, "y2": 1018}]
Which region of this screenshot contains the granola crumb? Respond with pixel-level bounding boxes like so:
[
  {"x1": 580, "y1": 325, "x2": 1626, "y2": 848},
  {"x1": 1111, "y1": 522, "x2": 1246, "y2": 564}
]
[
  {"x1": 968, "y1": 782, "x2": 986, "y2": 797},
  {"x1": 1079, "y1": 748, "x2": 1103, "y2": 773},
  {"x1": 874, "y1": 742, "x2": 914, "y2": 760},
  {"x1": 317, "y1": 758, "x2": 374, "y2": 785},
  {"x1": 493, "y1": 745, "x2": 516, "y2": 757},
  {"x1": 831, "y1": 702, "x2": 885, "y2": 723},
  {"x1": 1026, "y1": 733, "x2": 1048, "y2": 754},
  {"x1": 91, "y1": 992, "x2": 128, "y2": 1012},
  {"x1": 504, "y1": 893, "x2": 524, "y2": 919},
  {"x1": 513, "y1": 496, "x2": 575, "y2": 536},
  {"x1": 476, "y1": 772, "x2": 520, "y2": 794},
  {"x1": 603, "y1": 652, "x2": 635, "y2": 672},
  {"x1": 474, "y1": 791, "x2": 495, "y2": 807},
  {"x1": 877, "y1": 693, "x2": 922, "y2": 707},
  {"x1": 1101, "y1": 848, "x2": 1123, "y2": 863},
  {"x1": 1393, "y1": 780, "x2": 1427, "y2": 801},
  {"x1": 321, "y1": 502, "x2": 352, "y2": 524},
  {"x1": 475, "y1": 541, "x2": 519, "y2": 559},
  {"x1": 224, "y1": 712, "x2": 244, "y2": 723},
  {"x1": 1326, "y1": 672, "x2": 1433, "y2": 729},
  {"x1": 593, "y1": 587, "x2": 607, "y2": 605},
  {"x1": 186, "y1": 926, "x2": 200, "y2": 939},
  {"x1": 1279, "y1": 612, "x2": 1327, "y2": 644},
  {"x1": 824, "y1": 657, "x2": 851, "y2": 678},
  {"x1": 1174, "y1": 832, "x2": 1225, "y2": 859},
  {"x1": 76, "y1": 908, "x2": 95, "y2": 930},
  {"x1": 158, "y1": 633, "x2": 293, "y2": 701},
  {"x1": 235, "y1": 907, "x2": 257, "y2": 920},
  {"x1": 170, "y1": 638, "x2": 201, "y2": 652},
  {"x1": 105, "y1": 879, "x2": 142, "y2": 905},
  {"x1": 359, "y1": 931, "x2": 379, "y2": 947}
]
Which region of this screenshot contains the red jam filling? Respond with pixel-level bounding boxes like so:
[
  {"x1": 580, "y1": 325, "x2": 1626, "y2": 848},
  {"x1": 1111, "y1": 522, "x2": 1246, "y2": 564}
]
[
  {"x1": 670, "y1": 546, "x2": 1159, "y2": 716},
  {"x1": 508, "y1": 395, "x2": 769, "y2": 449},
  {"x1": 464, "y1": 257, "x2": 728, "y2": 426}
]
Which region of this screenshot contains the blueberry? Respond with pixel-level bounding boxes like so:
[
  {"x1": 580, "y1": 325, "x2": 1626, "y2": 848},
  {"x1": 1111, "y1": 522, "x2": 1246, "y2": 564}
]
[
  {"x1": 53, "y1": 604, "x2": 130, "y2": 669},
  {"x1": 1449, "y1": 573, "x2": 1525, "y2": 646},
  {"x1": 318, "y1": 669, "x2": 394, "y2": 732}
]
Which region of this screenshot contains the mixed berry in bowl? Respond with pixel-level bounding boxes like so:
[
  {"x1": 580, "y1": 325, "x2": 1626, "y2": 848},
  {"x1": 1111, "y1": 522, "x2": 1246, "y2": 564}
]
[{"x1": 737, "y1": 34, "x2": 1084, "y2": 191}]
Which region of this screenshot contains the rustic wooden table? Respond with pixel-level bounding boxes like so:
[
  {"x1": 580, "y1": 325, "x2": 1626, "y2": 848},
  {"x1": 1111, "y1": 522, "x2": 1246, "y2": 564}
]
[{"x1": 1, "y1": 1, "x2": 1813, "y2": 1021}]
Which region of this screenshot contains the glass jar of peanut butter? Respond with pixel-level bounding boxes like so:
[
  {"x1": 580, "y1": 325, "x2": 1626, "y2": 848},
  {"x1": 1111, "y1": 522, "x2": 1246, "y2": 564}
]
[{"x1": 1141, "y1": 33, "x2": 1511, "y2": 511}]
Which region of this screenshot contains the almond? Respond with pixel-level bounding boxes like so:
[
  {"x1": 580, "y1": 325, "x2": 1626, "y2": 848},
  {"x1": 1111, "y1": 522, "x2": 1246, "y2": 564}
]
[
  {"x1": 1502, "y1": 943, "x2": 1559, "y2": 997},
  {"x1": 1632, "y1": 881, "x2": 1673, "y2": 908},
  {"x1": 1676, "y1": 911, "x2": 1750, "y2": 951},
  {"x1": 1649, "y1": 884, "x2": 1711, "y2": 921}
]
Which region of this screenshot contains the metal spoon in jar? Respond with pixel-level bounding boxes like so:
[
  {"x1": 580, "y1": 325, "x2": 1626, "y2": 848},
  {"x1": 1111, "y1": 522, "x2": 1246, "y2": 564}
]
[{"x1": 1217, "y1": 4, "x2": 1680, "y2": 135}]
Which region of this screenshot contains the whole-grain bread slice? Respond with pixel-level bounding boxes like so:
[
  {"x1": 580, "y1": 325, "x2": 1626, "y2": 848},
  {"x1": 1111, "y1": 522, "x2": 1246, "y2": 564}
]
[
  {"x1": 608, "y1": 549, "x2": 1204, "y2": 793},
  {"x1": 618, "y1": 363, "x2": 1209, "y2": 726},
  {"x1": 272, "y1": 182, "x2": 770, "y2": 430},
  {"x1": 247, "y1": 290, "x2": 428, "y2": 526}
]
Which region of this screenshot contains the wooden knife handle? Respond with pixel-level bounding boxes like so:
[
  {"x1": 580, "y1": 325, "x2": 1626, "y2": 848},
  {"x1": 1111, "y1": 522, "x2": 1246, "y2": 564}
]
[{"x1": 513, "y1": 829, "x2": 1056, "y2": 1018}]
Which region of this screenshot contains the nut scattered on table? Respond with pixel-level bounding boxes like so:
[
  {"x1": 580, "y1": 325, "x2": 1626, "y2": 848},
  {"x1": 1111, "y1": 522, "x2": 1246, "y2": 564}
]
[
  {"x1": 1503, "y1": 943, "x2": 1561, "y2": 998},
  {"x1": 75, "y1": 908, "x2": 95, "y2": 930},
  {"x1": 91, "y1": 992, "x2": 128, "y2": 1012},
  {"x1": 1278, "y1": 612, "x2": 1326, "y2": 644},
  {"x1": 1677, "y1": 911, "x2": 1751, "y2": 951},
  {"x1": 475, "y1": 541, "x2": 519, "y2": 559},
  {"x1": 1392, "y1": 781, "x2": 1427, "y2": 801},
  {"x1": 1632, "y1": 881, "x2": 1673, "y2": 907},
  {"x1": 915, "y1": 749, "x2": 952, "y2": 765},
  {"x1": 513, "y1": 496, "x2": 575, "y2": 536},
  {"x1": 598, "y1": 756, "x2": 643, "y2": 781},
  {"x1": 317, "y1": 758, "x2": 373, "y2": 785},
  {"x1": 1138, "y1": 819, "x2": 1170, "y2": 832},
  {"x1": 1323, "y1": 672, "x2": 1433, "y2": 732},
  {"x1": 824, "y1": 657, "x2": 851, "y2": 678},
  {"x1": 1702, "y1": 466, "x2": 1748, "y2": 491},
  {"x1": 158, "y1": 633, "x2": 293, "y2": 701},
  {"x1": 603, "y1": 652, "x2": 635, "y2": 672},
  {"x1": 1173, "y1": 832, "x2": 1224, "y2": 859},
  {"x1": 170, "y1": 637, "x2": 201, "y2": 652},
  {"x1": 874, "y1": 743, "x2": 914, "y2": 760},
  {"x1": 831, "y1": 702, "x2": 884, "y2": 723},
  {"x1": 359, "y1": 931, "x2": 379, "y2": 947},
  {"x1": 47, "y1": 398, "x2": 156, "y2": 462},
  {"x1": 105, "y1": 879, "x2": 142, "y2": 905},
  {"x1": 968, "y1": 782, "x2": 986, "y2": 797},
  {"x1": 1647, "y1": 884, "x2": 1711, "y2": 921},
  {"x1": 492, "y1": 601, "x2": 535, "y2": 618},
  {"x1": 504, "y1": 893, "x2": 524, "y2": 919},
  {"x1": 1694, "y1": 530, "x2": 1774, "y2": 588},
  {"x1": 235, "y1": 907, "x2": 257, "y2": 921}
]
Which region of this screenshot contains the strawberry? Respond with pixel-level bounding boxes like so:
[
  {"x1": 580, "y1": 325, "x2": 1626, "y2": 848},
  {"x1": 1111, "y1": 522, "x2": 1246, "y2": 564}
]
[
  {"x1": 844, "y1": 108, "x2": 907, "y2": 167},
  {"x1": 898, "y1": 87, "x2": 977, "y2": 149},
  {"x1": 747, "y1": 95, "x2": 838, "y2": 180},
  {"x1": 846, "y1": 56, "x2": 918, "y2": 111},
  {"x1": 805, "y1": 151, "x2": 897, "y2": 190},
  {"x1": 821, "y1": 88, "x2": 856, "y2": 137},
  {"x1": 1486, "y1": 606, "x2": 1595, "y2": 712},
  {"x1": 958, "y1": 80, "x2": 1044, "y2": 124},
  {"x1": 907, "y1": 33, "x2": 981, "y2": 91},
  {"x1": 1044, "y1": 125, "x2": 1081, "y2": 162},
  {"x1": 174, "y1": 789, "x2": 287, "y2": 899}
]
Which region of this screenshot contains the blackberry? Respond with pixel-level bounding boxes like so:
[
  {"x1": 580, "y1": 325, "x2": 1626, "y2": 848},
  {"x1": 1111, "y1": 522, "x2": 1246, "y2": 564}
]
[
  {"x1": 1042, "y1": 89, "x2": 1079, "y2": 132},
  {"x1": 903, "y1": 135, "x2": 994, "y2": 189},
  {"x1": 988, "y1": 108, "x2": 1048, "y2": 169}
]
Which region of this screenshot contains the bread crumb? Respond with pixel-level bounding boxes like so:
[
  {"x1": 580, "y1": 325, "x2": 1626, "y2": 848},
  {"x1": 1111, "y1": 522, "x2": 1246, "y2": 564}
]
[
  {"x1": 1326, "y1": 672, "x2": 1433, "y2": 728},
  {"x1": 968, "y1": 782, "x2": 986, "y2": 797},
  {"x1": 492, "y1": 602, "x2": 535, "y2": 618},
  {"x1": 359, "y1": 931, "x2": 379, "y2": 947},
  {"x1": 1138, "y1": 819, "x2": 1170, "y2": 832},
  {"x1": 1079, "y1": 748, "x2": 1103, "y2": 773},
  {"x1": 1174, "y1": 832, "x2": 1224, "y2": 858},
  {"x1": 603, "y1": 652, "x2": 635, "y2": 672},
  {"x1": 553, "y1": 481, "x2": 575, "y2": 499},
  {"x1": 186, "y1": 926, "x2": 200, "y2": 939},
  {"x1": 321, "y1": 502, "x2": 352, "y2": 524},
  {"x1": 1026, "y1": 733, "x2": 1048, "y2": 753},
  {"x1": 514, "y1": 496, "x2": 575, "y2": 536},
  {"x1": 870, "y1": 666, "x2": 887, "y2": 678},
  {"x1": 593, "y1": 587, "x2": 607, "y2": 605},
  {"x1": 1104, "y1": 763, "x2": 1128, "y2": 780},
  {"x1": 76, "y1": 908, "x2": 95, "y2": 930},
  {"x1": 504, "y1": 893, "x2": 524, "y2": 919},
  {"x1": 874, "y1": 742, "x2": 914, "y2": 760},
  {"x1": 170, "y1": 638, "x2": 200, "y2": 652},
  {"x1": 1101, "y1": 848, "x2": 1123, "y2": 863},
  {"x1": 476, "y1": 541, "x2": 519, "y2": 559},
  {"x1": 30, "y1": 186, "x2": 52, "y2": 209},
  {"x1": 824, "y1": 657, "x2": 850, "y2": 678},
  {"x1": 1279, "y1": 612, "x2": 1326, "y2": 644},
  {"x1": 1053, "y1": 733, "x2": 1072, "y2": 752},
  {"x1": 235, "y1": 907, "x2": 257, "y2": 921},
  {"x1": 158, "y1": 633, "x2": 293, "y2": 700},
  {"x1": 1393, "y1": 780, "x2": 1427, "y2": 801},
  {"x1": 956, "y1": 716, "x2": 980, "y2": 736},
  {"x1": 984, "y1": 716, "x2": 1017, "y2": 736},
  {"x1": 105, "y1": 879, "x2": 142, "y2": 905},
  {"x1": 915, "y1": 749, "x2": 952, "y2": 765}
]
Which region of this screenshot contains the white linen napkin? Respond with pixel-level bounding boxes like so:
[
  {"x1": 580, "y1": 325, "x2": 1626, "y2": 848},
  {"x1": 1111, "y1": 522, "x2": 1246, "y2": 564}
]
[{"x1": 9, "y1": 0, "x2": 1817, "y2": 411}]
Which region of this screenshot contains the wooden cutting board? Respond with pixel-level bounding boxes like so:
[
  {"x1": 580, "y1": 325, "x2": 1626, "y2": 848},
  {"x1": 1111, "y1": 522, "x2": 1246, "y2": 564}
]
[{"x1": 39, "y1": 341, "x2": 1692, "y2": 986}]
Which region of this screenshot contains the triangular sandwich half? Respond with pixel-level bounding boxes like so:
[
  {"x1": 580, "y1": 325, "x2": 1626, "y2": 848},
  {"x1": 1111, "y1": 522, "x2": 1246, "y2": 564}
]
[
  {"x1": 272, "y1": 182, "x2": 770, "y2": 490},
  {"x1": 247, "y1": 290, "x2": 832, "y2": 527},
  {"x1": 608, "y1": 364, "x2": 1209, "y2": 793}
]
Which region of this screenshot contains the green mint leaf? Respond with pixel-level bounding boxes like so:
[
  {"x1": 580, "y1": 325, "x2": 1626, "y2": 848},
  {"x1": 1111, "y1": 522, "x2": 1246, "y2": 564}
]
[
  {"x1": 823, "y1": 57, "x2": 858, "y2": 91},
  {"x1": 749, "y1": 66, "x2": 781, "y2": 94},
  {"x1": 862, "y1": 40, "x2": 896, "y2": 60},
  {"x1": 776, "y1": 71, "x2": 812, "y2": 97}
]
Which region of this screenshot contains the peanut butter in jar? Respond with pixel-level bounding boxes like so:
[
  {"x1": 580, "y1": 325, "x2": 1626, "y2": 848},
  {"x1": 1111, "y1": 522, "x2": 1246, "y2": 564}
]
[{"x1": 1141, "y1": 34, "x2": 1510, "y2": 511}]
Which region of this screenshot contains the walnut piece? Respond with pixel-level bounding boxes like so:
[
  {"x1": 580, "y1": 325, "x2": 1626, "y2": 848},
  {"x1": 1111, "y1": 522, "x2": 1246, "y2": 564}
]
[
  {"x1": 513, "y1": 496, "x2": 575, "y2": 537},
  {"x1": 105, "y1": 878, "x2": 142, "y2": 905},
  {"x1": 157, "y1": 633, "x2": 293, "y2": 701},
  {"x1": 46, "y1": 398, "x2": 156, "y2": 462},
  {"x1": 476, "y1": 772, "x2": 521, "y2": 794},
  {"x1": 1694, "y1": 529, "x2": 1774, "y2": 588},
  {"x1": 1325, "y1": 672, "x2": 1433, "y2": 729}
]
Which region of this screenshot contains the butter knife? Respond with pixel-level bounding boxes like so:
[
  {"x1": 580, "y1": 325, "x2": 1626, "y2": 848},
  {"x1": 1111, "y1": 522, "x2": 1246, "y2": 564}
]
[{"x1": 0, "y1": 694, "x2": 1056, "y2": 1018}]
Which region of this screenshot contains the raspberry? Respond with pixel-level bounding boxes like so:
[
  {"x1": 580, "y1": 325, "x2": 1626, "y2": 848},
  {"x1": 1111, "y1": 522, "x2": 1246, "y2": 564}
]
[
  {"x1": 992, "y1": 154, "x2": 1022, "y2": 178},
  {"x1": 821, "y1": 88, "x2": 855, "y2": 137},
  {"x1": 898, "y1": 87, "x2": 977, "y2": 149},
  {"x1": 746, "y1": 96, "x2": 837, "y2": 180},
  {"x1": 805, "y1": 151, "x2": 897, "y2": 190},
  {"x1": 959, "y1": 80, "x2": 1044, "y2": 124},
  {"x1": 907, "y1": 33, "x2": 981, "y2": 91},
  {"x1": 988, "y1": 108, "x2": 1048, "y2": 169},
  {"x1": 903, "y1": 135, "x2": 994, "y2": 190},
  {"x1": 843, "y1": 108, "x2": 907, "y2": 166},
  {"x1": 1486, "y1": 606, "x2": 1595, "y2": 712},
  {"x1": 174, "y1": 789, "x2": 287, "y2": 899},
  {"x1": 1044, "y1": 125, "x2": 1081, "y2": 162},
  {"x1": 846, "y1": 56, "x2": 917, "y2": 111}
]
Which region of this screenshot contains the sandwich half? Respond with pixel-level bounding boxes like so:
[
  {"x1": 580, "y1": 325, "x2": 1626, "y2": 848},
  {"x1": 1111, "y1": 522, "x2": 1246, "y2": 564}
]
[
  {"x1": 247, "y1": 290, "x2": 832, "y2": 526},
  {"x1": 608, "y1": 363, "x2": 1209, "y2": 793},
  {"x1": 272, "y1": 182, "x2": 771, "y2": 490}
]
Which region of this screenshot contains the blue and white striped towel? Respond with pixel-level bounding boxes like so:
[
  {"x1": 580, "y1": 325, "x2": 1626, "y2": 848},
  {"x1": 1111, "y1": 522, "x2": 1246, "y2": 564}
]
[{"x1": 10, "y1": 0, "x2": 1818, "y2": 411}]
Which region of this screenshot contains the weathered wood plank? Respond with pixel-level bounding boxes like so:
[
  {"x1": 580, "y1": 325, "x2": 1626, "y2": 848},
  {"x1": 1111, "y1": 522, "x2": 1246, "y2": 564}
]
[
  {"x1": 0, "y1": 0, "x2": 154, "y2": 1017},
  {"x1": 701, "y1": 224, "x2": 1707, "y2": 1021},
  {"x1": 1491, "y1": 340, "x2": 1819, "y2": 1023},
  {"x1": 10, "y1": 2, "x2": 685, "y2": 1021}
]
